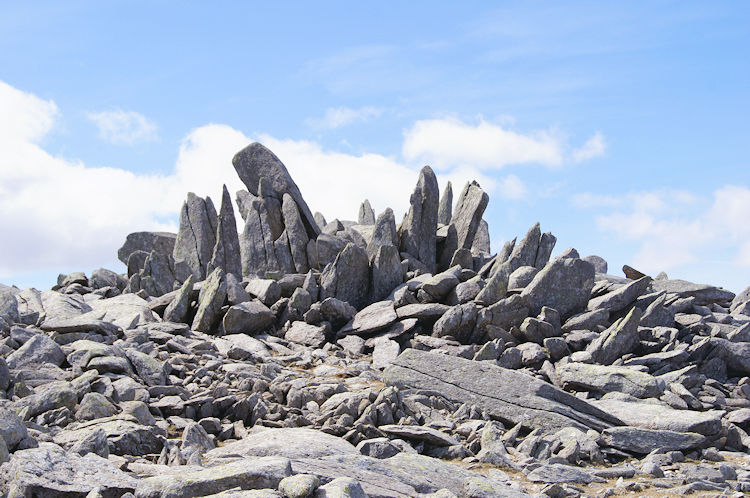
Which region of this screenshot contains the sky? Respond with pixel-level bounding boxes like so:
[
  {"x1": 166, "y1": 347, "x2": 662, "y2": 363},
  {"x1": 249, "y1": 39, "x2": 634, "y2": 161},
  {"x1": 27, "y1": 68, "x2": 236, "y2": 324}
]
[{"x1": 0, "y1": 2, "x2": 749, "y2": 293}]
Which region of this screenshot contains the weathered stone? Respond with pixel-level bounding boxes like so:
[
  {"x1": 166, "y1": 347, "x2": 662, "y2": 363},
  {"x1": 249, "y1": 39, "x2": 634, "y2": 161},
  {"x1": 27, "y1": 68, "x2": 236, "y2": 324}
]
[
  {"x1": 602, "y1": 427, "x2": 705, "y2": 454},
  {"x1": 590, "y1": 398, "x2": 723, "y2": 435},
  {"x1": 282, "y1": 194, "x2": 311, "y2": 274},
  {"x1": 474, "y1": 262, "x2": 510, "y2": 306},
  {"x1": 206, "y1": 428, "x2": 358, "y2": 462},
  {"x1": 0, "y1": 442, "x2": 137, "y2": 497},
  {"x1": 0, "y1": 407, "x2": 28, "y2": 450},
  {"x1": 534, "y1": 232, "x2": 557, "y2": 269},
  {"x1": 366, "y1": 209, "x2": 397, "y2": 260},
  {"x1": 556, "y1": 363, "x2": 662, "y2": 398},
  {"x1": 124, "y1": 349, "x2": 167, "y2": 387},
  {"x1": 438, "y1": 181, "x2": 453, "y2": 226},
  {"x1": 527, "y1": 463, "x2": 603, "y2": 484},
  {"x1": 433, "y1": 303, "x2": 479, "y2": 344},
  {"x1": 315, "y1": 477, "x2": 367, "y2": 498},
  {"x1": 246, "y1": 279, "x2": 282, "y2": 307},
  {"x1": 507, "y1": 223, "x2": 541, "y2": 272},
  {"x1": 384, "y1": 349, "x2": 622, "y2": 432},
  {"x1": 6, "y1": 333, "x2": 65, "y2": 369},
  {"x1": 320, "y1": 244, "x2": 370, "y2": 310},
  {"x1": 274, "y1": 230, "x2": 297, "y2": 275},
  {"x1": 173, "y1": 192, "x2": 218, "y2": 280},
  {"x1": 286, "y1": 322, "x2": 327, "y2": 348},
  {"x1": 308, "y1": 234, "x2": 348, "y2": 270},
  {"x1": 398, "y1": 166, "x2": 439, "y2": 273},
  {"x1": 223, "y1": 300, "x2": 275, "y2": 335},
  {"x1": 207, "y1": 185, "x2": 242, "y2": 278},
  {"x1": 420, "y1": 265, "x2": 461, "y2": 301},
  {"x1": 650, "y1": 278, "x2": 735, "y2": 305},
  {"x1": 379, "y1": 425, "x2": 458, "y2": 447},
  {"x1": 521, "y1": 257, "x2": 595, "y2": 318},
  {"x1": 471, "y1": 219, "x2": 491, "y2": 257},
  {"x1": 586, "y1": 307, "x2": 642, "y2": 365},
  {"x1": 357, "y1": 199, "x2": 375, "y2": 225},
  {"x1": 16, "y1": 381, "x2": 77, "y2": 420},
  {"x1": 136, "y1": 457, "x2": 292, "y2": 498},
  {"x1": 348, "y1": 301, "x2": 397, "y2": 335},
  {"x1": 193, "y1": 268, "x2": 227, "y2": 333},
  {"x1": 118, "y1": 231, "x2": 176, "y2": 265},
  {"x1": 583, "y1": 255, "x2": 608, "y2": 274},
  {"x1": 508, "y1": 266, "x2": 539, "y2": 290},
  {"x1": 163, "y1": 274, "x2": 194, "y2": 323},
  {"x1": 562, "y1": 309, "x2": 610, "y2": 333},
  {"x1": 372, "y1": 339, "x2": 401, "y2": 370},
  {"x1": 452, "y1": 181, "x2": 488, "y2": 250},
  {"x1": 75, "y1": 392, "x2": 118, "y2": 421},
  {"x1": 233, "y1": 142, "x2": 320, "y2": 239},
  {"x1": 53, "y1": 418, "x2": 164, "y2": 456},
  {"x1": 396, "y1": 303, "x2": 450, "y2": 321},
  {"x1": 588, "y1": 276, "x2": 652, "y2": 312},
  {"x1": 370, "y1": 244, "x2": 403, "y2": 302}
]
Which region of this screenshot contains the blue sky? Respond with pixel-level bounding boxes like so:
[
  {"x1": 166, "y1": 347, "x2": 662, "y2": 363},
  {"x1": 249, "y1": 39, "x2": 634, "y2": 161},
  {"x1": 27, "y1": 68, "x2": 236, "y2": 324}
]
[{"x1": 1, "y1": 2, "x2": 749, "y2": 292}]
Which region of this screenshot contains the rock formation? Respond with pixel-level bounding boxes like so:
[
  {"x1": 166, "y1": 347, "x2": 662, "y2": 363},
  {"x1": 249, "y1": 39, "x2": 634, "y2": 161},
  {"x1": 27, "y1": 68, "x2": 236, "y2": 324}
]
[{"x1": 1, "y1": 141, "x2": 749, "y2": 497}]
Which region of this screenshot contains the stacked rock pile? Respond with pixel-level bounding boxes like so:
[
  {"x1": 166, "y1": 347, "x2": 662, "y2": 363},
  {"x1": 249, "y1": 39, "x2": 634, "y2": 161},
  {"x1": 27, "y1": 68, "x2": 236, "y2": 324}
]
[{"x1": 1, "y1": 142, "x2": 750, "y2": 497}]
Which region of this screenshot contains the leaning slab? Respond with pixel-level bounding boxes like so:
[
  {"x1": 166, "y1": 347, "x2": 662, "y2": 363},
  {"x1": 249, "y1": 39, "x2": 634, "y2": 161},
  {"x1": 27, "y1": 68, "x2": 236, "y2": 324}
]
[{"x1": 383, "y1": 348, "x2": 622, "y2": 432}]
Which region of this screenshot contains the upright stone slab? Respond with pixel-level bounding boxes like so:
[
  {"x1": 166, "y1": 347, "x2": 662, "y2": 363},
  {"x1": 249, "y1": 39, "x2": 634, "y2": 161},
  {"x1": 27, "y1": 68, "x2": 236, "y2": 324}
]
[
  {"x1": 534, "y1": 232, "x2": 557, "y2": 269},
  {"x1": 438, "y1": 181, "x2": 453, "y2": 226},
  {"x1": 384, "y1": 349, "x2": 622, "y2": 433},
  {"x1": 471, "y1": 219, "x2": 491, "y2": 256},
  {"x1": 358, "y1": 199, "x2": 376, "y2": 225},
  {"x1": 370, "y1": 244, "x2": 403, "y2": 302},
  {"x1": 240, "y1": 193, "x2": 280, "y2": 277},
  {"x1": 192, "y1": 268, "x2": 227, "y2": 333},
  {"x1": 507, "y1": 222, "x2": 541, "y2": 273},
  {"x1": 232, "y1": 142, "x2": 320, "y2": 239},
  {"x1": 173, "y1": 193, "x2": 218, "y2": 280},
  {"x1": 320, "y1": 243, "x2": 370, "y2": 310},
  {"x1": 208, "y1": 185, "x2": 242, "y2": 278},
  {"x1": 367, "y1": 208, "x2": 398, "y2": 260},
  {"x1": 452, "y1": 181, "x2": 489, "y2": 250},
  {"x1": 282, "y1": 193, "x2": 310, "y2": 273},
  {"x1": 398, "y1": 166, "x2": 439, "y2": 273}
]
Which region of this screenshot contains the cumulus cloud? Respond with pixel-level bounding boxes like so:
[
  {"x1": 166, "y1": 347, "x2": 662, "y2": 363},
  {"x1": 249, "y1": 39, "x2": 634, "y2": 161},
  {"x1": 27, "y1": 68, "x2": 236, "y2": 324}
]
[
  {"x1": 307, "y1": 106, "x2": 383, "y2": 129},
  {"x1": 402, "y1": 117, "x2": 606, "y2": 171},
  {"x1": 572, "y1": 131, "x2": 606, "y2": 162},
  {"x1": 577, "y1": 186, "x2": 750, "y2": 281},
  {"x1": 0, "y1": 81, "x2": 493, "y2": 286},
  {"x1": 87, "y1": 108, "x2": 158, "y2": 145},
  {"x1": 403, "y1": 117, "x2": 564, "y2": 170},
  {"x1": 497, "y1": 174, "x2": 528, "y2": 200}
]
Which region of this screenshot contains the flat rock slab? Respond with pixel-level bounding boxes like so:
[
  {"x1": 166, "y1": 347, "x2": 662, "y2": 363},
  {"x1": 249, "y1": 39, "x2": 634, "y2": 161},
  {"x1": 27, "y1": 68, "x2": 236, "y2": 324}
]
[
  {"x1": 293, "y1": 452, "x2": 528, "y2": 497},
  {"x1": 602, "y1": 426, "x2": 706, "y2": 454},
  {"x1": 395, "y1": 303, "x2": 449, "y2": 320},
  {"x1": 347, "y1": 300, "x2": 397, "y2": 335},
  {"x1": 556, "y1": 362, "x2": 662, "y2": 399},
  {"x1": 0, "y1": 442, "x2": 137, "y2": 497},
  {"x1": 205, "y1": 428, "x2": 358, "y2": 463},
  {"x1": 384, "y1": 349, "x2": 622, "y2": 433},
  {"x1": 526, "y1": 463, "x2": 604, "y2": 484},
  {"x1": 135, "y1": 457, "x2": 292, "y2": 498},
  {"x1": 590, "y1": 399, "x2": 723, "y2": 436},
  {"x1": 378, "y1": 424, "x2": 459, "y2": 447}
]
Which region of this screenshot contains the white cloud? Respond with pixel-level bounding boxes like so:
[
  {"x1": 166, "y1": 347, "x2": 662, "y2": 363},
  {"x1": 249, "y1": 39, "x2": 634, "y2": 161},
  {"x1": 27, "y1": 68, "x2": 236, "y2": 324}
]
[
  {"x1": 403, "y1": 117, "x2": 564, "y2": 170},
  {"x1": 497, "y1": 174, "x2": 528, "y2": 200},
  {"x1": 572, "y1": 131, "x2": 606, "y2": 162},
  {"x1": 578, "y1": 186, "x2": 750, "y2": 282},
  {"x1": 0, "y1": 81, "x2": 490, "y2": 286},
  {"x1": 87, "y1": 108, "x2": 158, "y2": 145},
  {"x1": 307, "y1": 106, "x2": 383, "y2": 129}
]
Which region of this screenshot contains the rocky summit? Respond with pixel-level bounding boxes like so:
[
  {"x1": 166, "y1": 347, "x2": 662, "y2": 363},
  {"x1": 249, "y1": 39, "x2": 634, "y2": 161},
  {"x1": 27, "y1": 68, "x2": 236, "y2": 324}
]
[{"x1": 2, "y1": 142, "x2": 750, "y2": 498}]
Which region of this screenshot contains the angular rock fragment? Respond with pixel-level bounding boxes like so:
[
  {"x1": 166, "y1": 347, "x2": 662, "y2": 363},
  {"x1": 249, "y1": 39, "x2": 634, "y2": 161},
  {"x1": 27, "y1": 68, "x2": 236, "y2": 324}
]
[
  {"x1": 173, "y1": 192, "x2": 218, "y2": 280},
  {"x1": 163, "y1": 274, "x2": 194, "y2": 323},
  {"x1": 587, "y1": 276, "x2": 652, "y2": 312},
  {"x1": 556, "y1": 362, "x2": 662, "y2": 398},
  {"x1": 370, "y1": 244, "x2": 403, "y2": 302},
  {"x1": 320, "y1": 243, "x2": 370, "y2": 310},
  {"x1": 223, "y1": 300, "x2": 275, "y2": 335},
  {"x1": 438, "y1": 181, "x2": 453, "y2": 226},
  {"x1": 207, "y1": 185, "x2": 242, "y2": 278},
  {"x1": 384, "y1": 348, "x2": 622, "y2": 432},
  {"x1": 358, "y1": 199, "x2": 376, "y2": 225},
  {"x1": 282, "y1": 193, "x2": 310, "y2": 273},
  {"x1": 452, "y1": 180, "x2": 489, "y2": 250},
  {"x1": 586, "y1": 307, "x2": 642, "y2": 365},
  {"x1": 521, "y1": 257, "x2": 595, "y2": 318},
  {"x1": 398, "y1": 166, "x2": 439, "y2": 273},
  {"x1": 192, "y1": 268, "x2": 227, "y2": 333},
  {"x1": 118, "y1": 231, "x2": 176, "y2": 265},
  {"x1": 602, "y1": 427, "x2": 705, "y2": 454}
]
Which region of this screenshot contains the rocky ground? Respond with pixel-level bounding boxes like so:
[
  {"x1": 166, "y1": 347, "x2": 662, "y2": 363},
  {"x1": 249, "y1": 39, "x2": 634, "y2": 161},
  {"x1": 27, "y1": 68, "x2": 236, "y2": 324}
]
[{"x1": 2, "y1": 142, "x2": 750, "y2": 497}]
